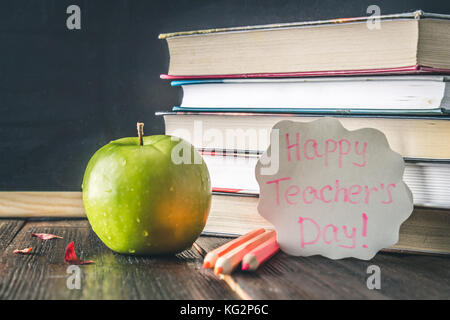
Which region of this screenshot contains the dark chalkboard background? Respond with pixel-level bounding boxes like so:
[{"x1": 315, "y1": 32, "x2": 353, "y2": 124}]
[{"x1": 1, "y1": 0, "x2": 450, "y2": 190}]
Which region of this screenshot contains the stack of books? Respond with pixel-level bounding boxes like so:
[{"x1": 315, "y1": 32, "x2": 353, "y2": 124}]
[{"x1": 158, "y1": 11, "x2": 450, "y2": 255}]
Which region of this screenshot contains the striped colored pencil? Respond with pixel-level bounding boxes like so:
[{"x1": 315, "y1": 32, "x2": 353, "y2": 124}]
[
  {"x1": 214, "y1": 230, "x2": 275, "y2": 275},
  {"x1": 241, "y1": 233, "x2": 279, "y2": 271},
  {"x1": 202, "y1": 228, "x2": 266, "y2": 269}
]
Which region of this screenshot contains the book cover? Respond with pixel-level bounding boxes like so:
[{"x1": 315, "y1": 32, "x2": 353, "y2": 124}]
[
  {"x1": 161, "y1": 66, "x2": 450, "y2": 80},
  {"x1": 171, "y1": 106, "x2": 445, "y2": 115},
  {"x1": 158, "y1": 11, "x2": 450, "y2": 40}
]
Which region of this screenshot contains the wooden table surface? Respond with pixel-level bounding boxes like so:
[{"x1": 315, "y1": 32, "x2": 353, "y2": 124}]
[{"x1": 0, "y1": 218, "x2": 449, "y2": 300}]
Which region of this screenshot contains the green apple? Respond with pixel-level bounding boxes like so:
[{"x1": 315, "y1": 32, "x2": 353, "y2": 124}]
[{"x1": 82, "y1": 126, "x2": 211, "y2": 255}]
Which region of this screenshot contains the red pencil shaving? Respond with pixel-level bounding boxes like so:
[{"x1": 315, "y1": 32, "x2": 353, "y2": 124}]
[
  {"x1": 64, "y1": 242, "x2": 94, "y2": 265},
  {"x1": 13, "y1": 247, "x2": 32, "y2": 254},
  {"x1": 31, "y1": 233, "x2": 63, "y2": 240}
]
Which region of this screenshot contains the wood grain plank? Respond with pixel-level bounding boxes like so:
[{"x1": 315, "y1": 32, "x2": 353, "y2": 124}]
[
  {"x1": 195, "y1": 236, "x2": 450, "y2": 300},
  {"x1": 0, "y1": 192, "x2": 84, "y2": 217},
  {"x1": 0, "y1": 219, "x2": 26, "y2": 250},
  {"x1": 0, "y1": 220, "x2": 239, "y2": 300}
]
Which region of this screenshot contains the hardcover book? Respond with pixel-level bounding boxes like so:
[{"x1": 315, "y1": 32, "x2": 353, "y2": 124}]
[
  {"x1": 159, "y1": 11, "x2": 450, "y2": 79},
  {"x1": 159, "y1": 112, "x2": 450, "y2": 160},
  {"x1": 201, "y1": 152, "x2": 450, "y2": 209},
  {"x1": 206, "y1": 194, "x2": 450, "y2": 255},
  {"x1": 172, "y1": 76, "x2": 450, "y2": 114}
]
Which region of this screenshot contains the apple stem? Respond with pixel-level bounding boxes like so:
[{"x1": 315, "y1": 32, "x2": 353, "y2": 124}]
[{"x1": 137, "y1": 122, "x2": 144, "y2": 146}]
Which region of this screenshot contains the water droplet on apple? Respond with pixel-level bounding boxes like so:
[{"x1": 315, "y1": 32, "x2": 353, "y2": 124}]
[
  {"x1": 121, "y1": 159, "x2": 127, "y2": 166},
  {"x1": 143, "y1": 230, "x2": 149, "y2": 237},
  {"x1": 136, "y1": 218, "x2": 141, "y2": 223},
  {"x1": 128, "y1": 249, "x2": 135, "y2": 253},
  {"x1": 169, "y1": 186, "x2": 174, "y2": 192}
]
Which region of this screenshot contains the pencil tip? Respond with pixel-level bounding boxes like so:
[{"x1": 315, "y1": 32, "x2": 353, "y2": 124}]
[
  {"x1": 202, "y1": 261, "x2": 211, "y2": 269},
  {"x1": 214, "y1": 266, "x2": 223, "y2": 275},
  {"x1": 241, "y1": 263, "x2": 250, "y2": 271}
]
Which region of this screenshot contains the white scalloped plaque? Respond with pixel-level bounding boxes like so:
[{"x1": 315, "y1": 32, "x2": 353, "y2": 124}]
[{"x1": 255, "y1": 118, "x2": 413, "y2": 260}]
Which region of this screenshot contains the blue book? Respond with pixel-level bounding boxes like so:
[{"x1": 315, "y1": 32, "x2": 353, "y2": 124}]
[{"x1": 171, "y1": 76, "x2": 450, "y2": 115}]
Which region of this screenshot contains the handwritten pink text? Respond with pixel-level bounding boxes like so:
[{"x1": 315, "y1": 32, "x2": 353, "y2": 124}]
[{"x1": 298, "y1": 213, "x2": 369, "y2": 249}]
